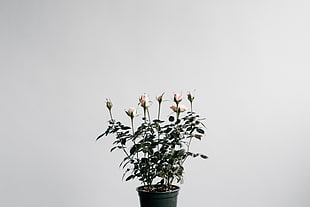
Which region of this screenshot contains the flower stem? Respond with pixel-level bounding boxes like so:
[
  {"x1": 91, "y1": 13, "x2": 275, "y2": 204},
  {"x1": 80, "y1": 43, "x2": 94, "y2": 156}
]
[
  {"x1": 143, "y1": 108, "x2": 147, "y2": 123},
  {"x1": 131, "y1": 117, "x2": 135, "y2": 134},
  {"x1": 109, "y1": 109, "x2": 113, "y2": 120},
  {"x1": 157, "y1": 103, "x2": 161, "y2": 120},
  {"x1": 176, "y1": 103, "x2": 180, "y2": 120},
  {"x1": 131, "y1": 117, "x2": 138, "y2": 160},
  {"x1": 187, "y1": 137, "x2": 193, "y2": 152},
  {"x1": 147, "y1": 108, "x2": 151, "y2": 122}
]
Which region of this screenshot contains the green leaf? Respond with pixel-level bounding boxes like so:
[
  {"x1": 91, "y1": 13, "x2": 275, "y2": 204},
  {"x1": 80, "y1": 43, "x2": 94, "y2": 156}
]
[
  {"x1": 121, "y1": 138, "x2": 126, "y2": 145},
  {"x1": 194, "y1": 134, "x2": 202, "y2": 140},
  {"x1": 186, "y1": 152, "x2": 193, "y2": 157},
  {"x1": 164, "y1": 128, "x2": 172, "y2": 133},
  {"x1": 96, "y1": 133, "x2": 105, "y2": 141},
  {"x1": 196, "y1": 128, "x2": 205, "y2": 134},
  {"x1": 119, "y1": 157, "x2": 131, "y2": 168},
  {"x1": 200, "y1": 154, "x2": 208, "y2": 159},
  {"x1": 122, "y1": 168, "x2": 131, "y2": 180},
  {"x1": 193, "y1": 153, "x2": 199, "y2": 158},
  {"x1": 125, "y1": 175, "x2": 135, "y2": 181},
  {"x1": 186, "y1": 127, "x2": 192, "y2": 131},
  {"x1": 169, "y1": 116, "x2": 175, "y2": 122},
  {"x1": 110, "y1": 146, "x2": 123, "y2": 152},
  {"x1": 130, "y1": 144, "x2": 140, "y2": 155},
  {"x1": 153, "y1": 119, "x2": 164, "y2": 123}
]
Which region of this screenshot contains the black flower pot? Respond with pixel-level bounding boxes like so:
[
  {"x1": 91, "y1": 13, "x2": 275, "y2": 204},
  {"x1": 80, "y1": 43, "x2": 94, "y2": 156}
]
[{"x1": 137, "y1": 186, "x2": 180, "y2": 207}]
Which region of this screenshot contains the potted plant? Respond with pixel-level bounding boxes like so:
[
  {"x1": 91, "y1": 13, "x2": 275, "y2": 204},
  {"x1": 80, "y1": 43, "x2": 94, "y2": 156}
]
[{"x1": 97, "y1": 92, "x2": 208, "y2": 207}]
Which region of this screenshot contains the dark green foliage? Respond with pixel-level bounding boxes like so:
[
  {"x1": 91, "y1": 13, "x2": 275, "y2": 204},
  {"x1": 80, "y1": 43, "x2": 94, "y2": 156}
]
[{"x1": 98, "y1": 111, "x2": 208, "y2": 191}]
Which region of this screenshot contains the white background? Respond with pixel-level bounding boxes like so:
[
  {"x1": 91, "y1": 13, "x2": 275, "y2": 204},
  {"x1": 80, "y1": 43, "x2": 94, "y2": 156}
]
[{"x1": 1, "y1": 0, "x2": 310, "y2": 207}]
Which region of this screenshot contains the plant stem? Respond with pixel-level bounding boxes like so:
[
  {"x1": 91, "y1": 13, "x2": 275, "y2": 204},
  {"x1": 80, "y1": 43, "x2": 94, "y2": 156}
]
[
  {"x1": 121, "y1": 144, "x2": 130, "y2": 160},
  {"x1": 157, "y1": 103, "x2": 161, "y2": 120},
  {"x1": 157, "y1": 130, "x2": 160, "y2": 152},
  {"x1": 157, "y1": 102, "x2": 161, "y2": 152},
  {"x1": 176, "y1": 103, "x2": 180, "y2": 120},
  {"x1": 147, "y1": 108, "x2": 151, "y2": 122},
  {"x1": 143, "y1": 108, "x2": 147, "y2": 123},
  {"x1": 131, "y1": 117, "x2": 135, "y2": 134},
  {"x1": 109, "y1": 109, "x2": 113, "y2": 120},
  {"x1": 187, "y1": 137, "x2": 193, "y2": 152},
  {"x1": 131, "y1": 117, "x2": 139, "y2": 160}
]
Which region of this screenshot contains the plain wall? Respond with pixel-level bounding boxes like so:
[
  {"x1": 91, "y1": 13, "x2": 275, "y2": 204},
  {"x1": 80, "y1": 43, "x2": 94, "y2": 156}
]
[{"x1": 1, "y1": 0, "x2": 310, "y2": 207}]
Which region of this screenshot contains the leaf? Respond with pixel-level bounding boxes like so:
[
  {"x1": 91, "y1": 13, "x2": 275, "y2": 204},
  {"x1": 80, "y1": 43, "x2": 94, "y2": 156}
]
[
  {"x1": 164, "y1": 128, "x2": 172, "y2": 133},
  {"x1": 196, "y1": 128, "x2": 205, "y2": 134},
  {"x1": 193, "y1": 153, "x2": 199, "y2": 158},
  {"x1": 169, "y1": 116, "x2": 175, "y2": 122},
  {"x1": 200, "y1": 122, "x2": 207, "y2": 128},
  {"x1": 121, "y1": 138, "x2": 126, "y2": 145},
  {"x1": 130, "y1": 144, "x2": 140, "y2": 155},
  {"x1": 121, "y1": 126, "x2": 131, "y2": 130},
  {"x1": 119, "y1": 156, "x2": 131, "y2": 168},
  {"x1": 153, "y1": 119, "x2": 164, "y2": 123},
  {"x1": 200, "y1": 154, "x2": 208, "y2": 159},
  {"x1": 125, "y1": 175, "x2": 135, "y2": 181},
  {"x1": 122, "y1": 168, "x2": 131, "y2": 180},
  {"x1": 194, "y1": 134, "x2": 202, "y2": 140},
  {"x1": 110, "y1": 146, "x2": 123, "y2": 152},
  {"x1": 186, "y1": 127, "x2": 192, "y2": 131},
  {"x1": 186, "y1": 152, "x2": 193, "y2": 157},
  {"x1": 96, "y1": 133, "x2": 105, "y2": 141}
]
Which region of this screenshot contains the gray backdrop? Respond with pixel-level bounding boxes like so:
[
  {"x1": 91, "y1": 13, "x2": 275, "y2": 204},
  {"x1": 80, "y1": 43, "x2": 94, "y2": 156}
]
[{"x1": 1, "y1": 0, "x2": 310, "y2": 207}]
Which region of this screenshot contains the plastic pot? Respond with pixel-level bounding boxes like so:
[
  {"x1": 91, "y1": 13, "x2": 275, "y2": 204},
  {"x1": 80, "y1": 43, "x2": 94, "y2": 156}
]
[{"x1": 137, "y1": 185, "x2": 180, "y2": 207}]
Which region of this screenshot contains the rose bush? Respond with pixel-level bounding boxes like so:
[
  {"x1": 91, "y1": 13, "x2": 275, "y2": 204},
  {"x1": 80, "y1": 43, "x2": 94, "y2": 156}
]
[{"x1": 97, "y1": 92, "x2": 207, "y2": 192}]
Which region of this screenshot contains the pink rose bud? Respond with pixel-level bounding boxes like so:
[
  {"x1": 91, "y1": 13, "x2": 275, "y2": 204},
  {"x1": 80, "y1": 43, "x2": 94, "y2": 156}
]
[
  {"x1": 139, "y1": 94, "x2": 151, "y2": 108},
  {"x1": 173, "y1": 93, "x2": 183, "y2": 103},
  {"x1": 125, "y1": 107, "x2": 137, "y2": 118}
]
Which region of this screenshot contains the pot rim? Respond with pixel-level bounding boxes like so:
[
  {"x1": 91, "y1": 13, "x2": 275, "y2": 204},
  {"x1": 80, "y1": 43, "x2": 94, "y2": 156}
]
[{"x1": 136, "y1": 185, "x2": 180, "y2": 194}]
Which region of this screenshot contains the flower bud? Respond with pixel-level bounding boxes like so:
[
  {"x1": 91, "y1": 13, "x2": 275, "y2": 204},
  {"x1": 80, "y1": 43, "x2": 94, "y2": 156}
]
[
  {"x1": 125, "y1": 107, "x2": 137, "y2": 119},
  {"x1": 187, "y1": 92, "x2": 195, "y2": 103},
  {"x1": 106, "y1": 99, "x2": 113, "y2": 110},
  {"x1": 173, "y1": 93, "x2": 183, "y2": 104},
  {"x1": 157, "y1": 93, "x2": 164, "y2": 104},
  {"x1": 139, "y1": 94, "x2": 151, "y2": 108}
]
